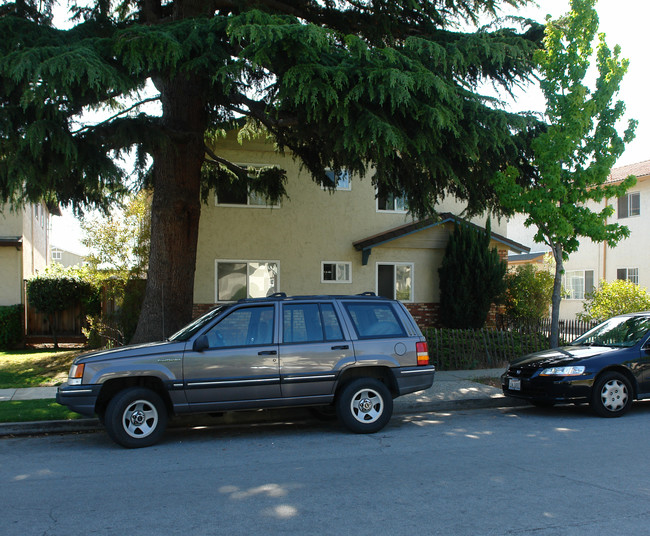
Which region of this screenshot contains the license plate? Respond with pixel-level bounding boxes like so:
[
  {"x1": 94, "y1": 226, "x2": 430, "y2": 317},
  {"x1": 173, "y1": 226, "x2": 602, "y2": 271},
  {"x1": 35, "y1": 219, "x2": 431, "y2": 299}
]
[{"x1": 508, "y1": 378, "x2": 521, "y2": 391}]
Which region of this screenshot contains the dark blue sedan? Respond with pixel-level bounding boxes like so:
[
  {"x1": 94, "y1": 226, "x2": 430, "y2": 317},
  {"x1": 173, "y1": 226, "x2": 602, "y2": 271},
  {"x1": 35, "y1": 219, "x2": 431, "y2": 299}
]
[{"x1": 502, "y1": 312, "x2": 650, "y2": 417}]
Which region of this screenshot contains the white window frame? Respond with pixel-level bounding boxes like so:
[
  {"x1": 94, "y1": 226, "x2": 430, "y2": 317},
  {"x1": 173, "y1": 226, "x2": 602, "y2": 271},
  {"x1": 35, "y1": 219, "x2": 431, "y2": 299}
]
[
  {"x1": 52, "y1": 250, "x2": 62, "y2": 261},
  {"x1": 617, "y1": 267, "x2": 639, "y2": 285},
  {"x1": 215, "y1": 259, "x2": 280, "y2": 302},
  {"x1": 618, "y1": 192, "x2": 640, "y2": 219},
  {"x1": 563, "y1": 269, "x2": 594, "y2": 300},
  {"x1": 215, "y1": 163, "x2": 281, "y2": 208},
  {"x1": 375, "y1": 187, "x2": 408, "y2": 213},
  {"x1": 376, "y1": 262, "x2": 414, "y2": 302},
  {"x1": 321, "y1": 261, "x2": 352, "y2": 283},
  {"x1": 322, "y1": 169, "x2": 352, "y2": 191}
]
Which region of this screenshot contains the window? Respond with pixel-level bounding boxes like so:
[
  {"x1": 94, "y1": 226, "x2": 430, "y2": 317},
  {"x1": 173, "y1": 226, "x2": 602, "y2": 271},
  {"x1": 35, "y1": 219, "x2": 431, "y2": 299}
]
[
  {"x1": 283, "y1": 303, "x2": 343, "y2": 343},
  {"x1": 377, "y1": 184, "x2": 407, "y2": 212},
  {"x1": 563, "y1": 270, "x2": 594, "y2": 300},
  {"x1": 323, "y1": 169, "x2": 351, "y2": 191},
  {"x1": 617, "y1": 268, "x2": 639, "y2": 285},
  {"x1": 321, "y1": 262, "x2": 351, "y2": 283},
  {"x1": 344, "y1": 302, "x2": 405, "y2": 338},
  {"x1": 216, "y1": 261, "x2": 279, "y2": 301},
  {"x1": 377, "y1": 263, "x2": 413, "y2": 302},
  {"x1": 204, "y1": 306, "x2": 274, "y2": 348},
  {"x1": 52, "y1": 250, "x2": 62, "y2": 261},
  {"x1": 215, "y1": 165, "x2": 277, "y2": 207},
  {"x1": 618, "y1": 192, "x2": 640, "y2": 219}
]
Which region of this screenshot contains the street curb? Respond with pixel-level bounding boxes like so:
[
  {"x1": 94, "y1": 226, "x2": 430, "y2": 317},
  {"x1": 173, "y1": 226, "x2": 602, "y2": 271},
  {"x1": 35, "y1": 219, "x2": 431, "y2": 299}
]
[{"x1": 0, "y1": 395, "x2": 529, "y2": 438}]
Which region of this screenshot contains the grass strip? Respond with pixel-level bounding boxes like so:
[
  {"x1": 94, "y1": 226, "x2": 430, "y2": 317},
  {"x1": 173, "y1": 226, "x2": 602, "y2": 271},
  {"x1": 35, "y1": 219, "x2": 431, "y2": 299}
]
[{"x1": 0, "y1": 400, "x2": 83, "y2": 423}]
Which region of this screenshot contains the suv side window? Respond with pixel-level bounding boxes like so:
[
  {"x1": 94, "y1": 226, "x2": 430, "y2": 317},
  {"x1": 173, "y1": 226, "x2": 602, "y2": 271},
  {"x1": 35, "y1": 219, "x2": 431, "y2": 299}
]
[
  {"x1": 204, "y1": 305, "x2": 274, "y2": 348},
  {"x1": 344, "y1": 302, "x2": 405, "y2": 338},
  {"x1": 283, "y1": 303, "x2": 344, "y2": 343}
]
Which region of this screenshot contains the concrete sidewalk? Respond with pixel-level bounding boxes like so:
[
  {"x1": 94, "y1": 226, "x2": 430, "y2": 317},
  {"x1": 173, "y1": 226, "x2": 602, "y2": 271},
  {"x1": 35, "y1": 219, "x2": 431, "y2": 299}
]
[{"x1": 0, "y1": 368, "x2": 526, "y2": 437}]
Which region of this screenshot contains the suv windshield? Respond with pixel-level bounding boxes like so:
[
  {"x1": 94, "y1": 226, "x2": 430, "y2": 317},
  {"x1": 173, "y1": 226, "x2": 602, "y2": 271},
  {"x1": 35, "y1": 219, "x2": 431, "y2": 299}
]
[
  {"x1": 571, "y1": 315, "x2": 650, "y2": 348},
  {"x1": 168, "y1": 305, "x2": 227, "y2": 341}
]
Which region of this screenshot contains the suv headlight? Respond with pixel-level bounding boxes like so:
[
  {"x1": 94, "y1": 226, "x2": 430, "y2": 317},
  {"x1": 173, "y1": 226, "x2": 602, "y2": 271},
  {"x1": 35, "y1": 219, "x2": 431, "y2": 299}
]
[
  {"x1": 68, "y1": 363, "x2": 85, "y2": 385},
  {"x1": 540, "y1": 366, "x2": 585, "y2": 376}
]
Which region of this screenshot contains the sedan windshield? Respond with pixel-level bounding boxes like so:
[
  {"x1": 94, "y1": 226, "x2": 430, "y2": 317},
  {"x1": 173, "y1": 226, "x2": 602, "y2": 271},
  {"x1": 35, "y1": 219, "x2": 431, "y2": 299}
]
[
  {"x1": 168, "y1": 306, "x2": 227, "y2": 341},
  {"x1": 572, "y1": 316, "x2": 650, "y2": 348}
]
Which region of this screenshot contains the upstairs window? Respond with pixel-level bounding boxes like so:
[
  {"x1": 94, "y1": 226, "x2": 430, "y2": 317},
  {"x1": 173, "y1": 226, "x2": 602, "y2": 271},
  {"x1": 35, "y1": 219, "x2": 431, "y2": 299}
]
[
  {"x1": 377, "y1": 184, "x2": 407, "y2": 212},
  {"x1": 216, "y1": 166, "x2": 278, "y2": 207},
  {"x1": 323, "y1": 169, "x2": 351, "y2": 191},
  {"x1": 617, "y1": 268, "x2": 639, "y2": 285},
  {"x1": 618, "y1": 192, "x2": 640, "y2": 219}
]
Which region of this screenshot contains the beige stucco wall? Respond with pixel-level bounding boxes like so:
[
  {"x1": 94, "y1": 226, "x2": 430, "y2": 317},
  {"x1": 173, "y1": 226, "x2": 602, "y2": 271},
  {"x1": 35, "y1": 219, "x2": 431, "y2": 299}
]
[
  {"x1": 0, "y1": 247, "x2": 22, "y2": 305},
  {"x1": 195, "y1": 134, "x2": 510, "y2": 304}
]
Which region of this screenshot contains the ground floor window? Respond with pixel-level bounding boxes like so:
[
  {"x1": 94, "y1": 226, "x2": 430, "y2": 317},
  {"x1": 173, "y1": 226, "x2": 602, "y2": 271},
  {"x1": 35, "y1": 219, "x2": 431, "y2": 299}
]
[
  {"x1": 563, "y1": 269, "x2": 594, "y2": 300},
  {"x1": 377, "y1": 263, "x2": 413, "y2": 302},
  {"x1": 321, "y1": 262, "x2": 351, "y2": 283},
  {"x1": 216, "y1": 260, "x2": 279, "y2": 301},
  {"x1": 617, "y1": 268, "x2": 639, "y2": 285}
]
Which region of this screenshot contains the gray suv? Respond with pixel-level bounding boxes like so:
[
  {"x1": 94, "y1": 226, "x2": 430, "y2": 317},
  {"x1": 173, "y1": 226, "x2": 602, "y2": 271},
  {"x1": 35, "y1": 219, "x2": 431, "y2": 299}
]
[{"x1": 57, "y1": 293, "x2": 435, "y2": 447}]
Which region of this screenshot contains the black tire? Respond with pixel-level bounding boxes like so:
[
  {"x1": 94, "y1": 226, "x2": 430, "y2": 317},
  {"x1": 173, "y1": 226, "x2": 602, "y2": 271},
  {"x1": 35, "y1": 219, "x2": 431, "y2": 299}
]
[
  {"x1": 104, "y1": 387, "x2": 168, "y2": 448},
  {"x1": 336, "y1": 378, "x2": 393, "y2": 434},
  {"x1": 590, "y1": 372, "x2": 633, "y2": 418}
]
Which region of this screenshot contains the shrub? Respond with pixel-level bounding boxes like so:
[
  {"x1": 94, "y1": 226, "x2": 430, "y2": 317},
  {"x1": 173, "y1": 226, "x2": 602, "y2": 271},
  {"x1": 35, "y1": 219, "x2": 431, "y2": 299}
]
[
  {"x1": 504, "y1": 264, "x2": 554, "y2": 330},
  {"x1": 0, "y1": 305, "x2": 22, "y2": 349},
  {"x1": 578, "y1": 279, "x2": 650, "y2": 322},
  {"x1": 438, "y1": 220, "x2": 507, "y2": 329}
]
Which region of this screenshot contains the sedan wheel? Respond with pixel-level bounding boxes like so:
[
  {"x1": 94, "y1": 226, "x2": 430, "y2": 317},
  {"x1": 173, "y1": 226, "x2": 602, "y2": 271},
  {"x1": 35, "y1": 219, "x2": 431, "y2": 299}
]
[{"x1": 591, "y1": 372, "x2": 632, "y2": 418}]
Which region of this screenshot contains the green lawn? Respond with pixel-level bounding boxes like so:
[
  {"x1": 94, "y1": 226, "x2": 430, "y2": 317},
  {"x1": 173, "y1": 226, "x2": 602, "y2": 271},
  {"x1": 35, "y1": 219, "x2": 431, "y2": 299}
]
[
  {"x1": 0, "y1": 400, "x2": 83, "y2": 422},
  {"x1": 0, "y1": 349, "x2": 85, "y2": 423},
  {"x1": 0, "y1": 349, "x2": 81, "y2": 389}
]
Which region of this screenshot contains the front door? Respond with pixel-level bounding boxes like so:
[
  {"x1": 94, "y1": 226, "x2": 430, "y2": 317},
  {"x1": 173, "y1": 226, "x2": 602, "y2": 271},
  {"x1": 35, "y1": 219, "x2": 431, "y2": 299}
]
[{"x1": 183, "y1": 304, "x2": 280, "y2": 409}]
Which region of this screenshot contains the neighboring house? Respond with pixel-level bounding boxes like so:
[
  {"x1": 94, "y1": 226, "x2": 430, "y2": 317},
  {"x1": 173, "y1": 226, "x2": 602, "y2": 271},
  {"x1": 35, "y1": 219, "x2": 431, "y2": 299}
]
[
  {"x1": 508, "y1": 251, "x2": 548, "y2": 269},
  {"x1": 0, "y1": 202, "x2": 60, "y2": 306},
  {"x1": 193, "y1": 134, "x2": 529, "y2": 327},
  {"x1": 507, "y1": 159, "x2": 650, "y2": 320},
  {"x1": 51, "y1": 246, "x2": 86, "y2": 268}
]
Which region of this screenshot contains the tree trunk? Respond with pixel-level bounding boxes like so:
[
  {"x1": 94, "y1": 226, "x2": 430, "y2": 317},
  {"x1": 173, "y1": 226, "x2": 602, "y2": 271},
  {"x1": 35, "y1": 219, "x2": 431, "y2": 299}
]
[
  {"x1": 131, "y1": 73, "x2": 207, "y2": 343},
  {"x1": 550, "y1": 242, "x2": 564, "y2": 348}
]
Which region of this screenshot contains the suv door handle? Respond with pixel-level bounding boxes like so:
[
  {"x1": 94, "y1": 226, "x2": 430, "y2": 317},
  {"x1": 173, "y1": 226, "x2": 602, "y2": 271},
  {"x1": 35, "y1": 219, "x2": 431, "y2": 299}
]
[
  {"x1": 258, "y1": 350, "x2": 277, "y2": 356},
  {"x1": 331, "y1": 345, "x2": 349, "y2": 350}
]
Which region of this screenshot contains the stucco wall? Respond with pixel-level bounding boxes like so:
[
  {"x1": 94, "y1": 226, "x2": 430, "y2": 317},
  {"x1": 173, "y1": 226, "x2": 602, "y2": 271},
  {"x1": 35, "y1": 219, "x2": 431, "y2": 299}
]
[
  {"x1": 195, "y1": 134, "x2": 511, "y2": 305},
  {"x1": 0, "y1": 247, "x2": 22, "y2": 305}
]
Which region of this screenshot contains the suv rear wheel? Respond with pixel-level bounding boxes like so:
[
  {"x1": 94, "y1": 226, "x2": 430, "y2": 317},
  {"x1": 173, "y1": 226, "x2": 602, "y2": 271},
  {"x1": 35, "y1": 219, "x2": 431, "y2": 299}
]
[
  {"x1": 336, "y1": 378, "x2": 393, "y2": 433},
  {"x1": 104, "y1": 387, "x2": 168, "y2": 448}
]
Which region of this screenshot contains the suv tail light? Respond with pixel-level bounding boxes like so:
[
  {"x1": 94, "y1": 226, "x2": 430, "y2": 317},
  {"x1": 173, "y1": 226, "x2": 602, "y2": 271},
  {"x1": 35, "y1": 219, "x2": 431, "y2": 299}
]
[{"x1": 416, "y1": 342, "x2": 429, "y2": 366}]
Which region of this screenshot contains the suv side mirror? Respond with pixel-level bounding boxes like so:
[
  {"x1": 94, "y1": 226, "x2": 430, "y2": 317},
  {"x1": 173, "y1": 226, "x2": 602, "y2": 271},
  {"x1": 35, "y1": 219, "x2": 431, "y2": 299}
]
[{"x1": 193, "y1": 335, "x2": 209, "y2": 352}]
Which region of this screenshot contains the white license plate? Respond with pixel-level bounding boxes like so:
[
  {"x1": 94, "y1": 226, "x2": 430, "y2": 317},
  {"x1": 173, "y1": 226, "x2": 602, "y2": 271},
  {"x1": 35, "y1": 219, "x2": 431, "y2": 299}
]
[{"x1": 508, "y1": 378, "x2": 521, "y2": 391}]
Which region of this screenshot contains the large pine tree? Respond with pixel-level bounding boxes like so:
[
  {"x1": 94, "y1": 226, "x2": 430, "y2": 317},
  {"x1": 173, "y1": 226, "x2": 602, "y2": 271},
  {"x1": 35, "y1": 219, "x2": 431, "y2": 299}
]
[{"x1": 1, "y1": 0, "x2": 543, "y2": 342}]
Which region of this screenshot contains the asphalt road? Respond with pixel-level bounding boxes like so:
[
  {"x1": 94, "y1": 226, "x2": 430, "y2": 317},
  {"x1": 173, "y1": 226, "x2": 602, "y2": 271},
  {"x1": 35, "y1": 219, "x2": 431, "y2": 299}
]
[{"x1": 2, "y1": 403, "x2": 650, "y2": 536}]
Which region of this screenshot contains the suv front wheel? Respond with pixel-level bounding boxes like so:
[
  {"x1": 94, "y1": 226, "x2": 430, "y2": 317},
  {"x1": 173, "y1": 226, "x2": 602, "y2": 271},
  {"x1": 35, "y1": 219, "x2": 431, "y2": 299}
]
[
  {"x1": 336, "y1": 378, "x2": 393, "y2": 434},
  {"x1": 104, "y1": 387, "x2": 168, "y2": 448}
]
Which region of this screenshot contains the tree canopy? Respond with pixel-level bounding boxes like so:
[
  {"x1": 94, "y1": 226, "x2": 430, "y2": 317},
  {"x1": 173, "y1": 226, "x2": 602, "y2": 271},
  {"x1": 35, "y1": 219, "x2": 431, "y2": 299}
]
[
  {"x1": 492, "y1": 0, "x2": 636, "y2": 346},
  {"x1": 1, "y1": 0, "x2": 544, "y2": 341}
]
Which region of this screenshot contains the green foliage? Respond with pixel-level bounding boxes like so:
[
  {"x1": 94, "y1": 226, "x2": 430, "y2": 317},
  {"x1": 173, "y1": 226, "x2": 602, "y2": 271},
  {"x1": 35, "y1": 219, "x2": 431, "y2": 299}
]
[
  {"x1": 491, "y1": 0, "x2": 636, "y2": 346},
  {"x1": 80, "y1": 189, "x2": 151, "y2": 278},
  {"x1": 0, "y1": 305, "x2": 22, "y2": 349},
  {"x1": 26, "y1": 265, "x2": 98, "y2": 348},
  {"x1": 0, "y1": 0, "x2": 544, "y2": 341},
  {"x1": 438, "y1": 220, "x2": 507, "y2": 329},
  {"x1": 579, "y1": 279, "x2": 650, "y2": 322},
  {"x1": 504, "y1": 264, "x2": 554, "y2": 328}
]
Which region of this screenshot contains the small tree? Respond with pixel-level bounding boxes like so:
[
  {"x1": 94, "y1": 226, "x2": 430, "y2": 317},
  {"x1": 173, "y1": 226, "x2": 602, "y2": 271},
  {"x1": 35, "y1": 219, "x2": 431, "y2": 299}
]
[
  {"x1": 504, "y1": 264, "x2": 554, "y2": 330},
  {"x1": 438, "y1": 220, "x2": 507, "y2": 329},
  {"x1": 492, "y1": 0, "x2": 637, "y2": 346},
  {"x1": 26, "y1": 266, "x2": 96, "y2": 348},
  {"x1": 579, "y1": 279, "x2": 650, "y2": 322}
]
